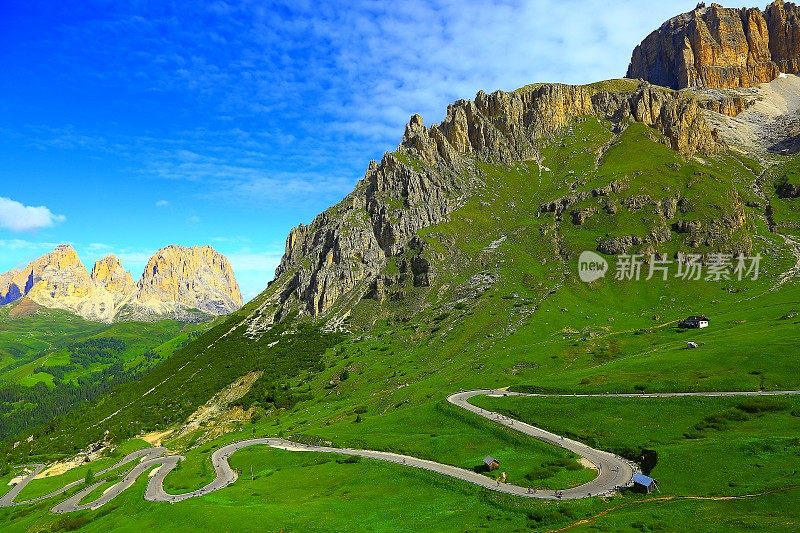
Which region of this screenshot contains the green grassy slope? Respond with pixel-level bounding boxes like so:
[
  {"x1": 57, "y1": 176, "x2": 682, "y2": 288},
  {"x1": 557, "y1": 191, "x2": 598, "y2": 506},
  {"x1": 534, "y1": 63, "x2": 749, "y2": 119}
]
[
  {"x1": 0, "y1": 298, "x2": 345, "y2": 461},
  {"x1": 472, "y1": 395, "x2": 800, "y2": 496},
  {"x1": 0, "y1": 305, "x2": 194, "y2": 387},
  {"x1": 770, "y1": 156, "x2": 800, "y2": 235},
  {"x1": 1, "y1": 114, "x2": 799, "y2": 532},
  {"x1": 0, "y1": 304, "x2": 207, "y2": 440}
]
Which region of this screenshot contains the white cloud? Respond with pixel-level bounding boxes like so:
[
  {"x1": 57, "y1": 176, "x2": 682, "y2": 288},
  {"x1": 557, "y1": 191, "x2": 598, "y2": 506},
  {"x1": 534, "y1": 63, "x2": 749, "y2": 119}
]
[
  {"x1": 0, "y1": 197, "x2": 66, "y2": 232},
  {"x1": 0, "y1": 238, "x2": 59, "y2": 251},
  {"x1": 12, "y1": 1, "x2": 757, "y2": 218},
  {"x1": 0, "y1": 239, "x2": 61, "y2": 272}
]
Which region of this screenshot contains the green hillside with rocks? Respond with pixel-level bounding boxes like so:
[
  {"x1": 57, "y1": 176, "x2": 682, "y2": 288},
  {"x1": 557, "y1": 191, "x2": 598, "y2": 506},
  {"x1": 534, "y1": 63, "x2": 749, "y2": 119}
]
[{"x1": 3, "y1": 3, "x2": 800, "y2": 532}]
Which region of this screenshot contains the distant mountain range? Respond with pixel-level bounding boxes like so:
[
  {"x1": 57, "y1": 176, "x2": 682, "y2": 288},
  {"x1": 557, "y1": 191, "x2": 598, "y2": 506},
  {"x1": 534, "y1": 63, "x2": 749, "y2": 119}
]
[{"x1": 0, "y1": 244, "x2": 243, "y2": 322}]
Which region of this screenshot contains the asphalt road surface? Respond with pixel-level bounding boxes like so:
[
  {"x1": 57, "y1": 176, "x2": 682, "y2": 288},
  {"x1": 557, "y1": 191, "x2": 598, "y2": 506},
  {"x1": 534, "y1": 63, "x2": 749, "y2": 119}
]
[{"x1": 3, "y1": 389, "x2": 798, "y2": 513}]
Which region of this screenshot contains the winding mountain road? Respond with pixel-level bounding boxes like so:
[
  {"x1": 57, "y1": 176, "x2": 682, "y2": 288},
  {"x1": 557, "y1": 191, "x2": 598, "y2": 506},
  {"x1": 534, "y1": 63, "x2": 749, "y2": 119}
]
[
  {"x1": 1, "y1": 448, "x2": 167, "y2": 510},
  {"x1": 3, "y1": 389, "x2": 799, "y2": 513}
]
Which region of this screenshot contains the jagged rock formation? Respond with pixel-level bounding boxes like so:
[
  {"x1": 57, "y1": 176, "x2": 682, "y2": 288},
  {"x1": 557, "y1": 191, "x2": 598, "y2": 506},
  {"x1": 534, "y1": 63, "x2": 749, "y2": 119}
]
[
  {"x1": 0, "y1": 245, "x2": 103, "y2": 319},
  {"x1": 256, "y1": 2, "x2": 800, "y2": 330},
  {"x1": 404, "y1": 83, "x2": 718, "y2": 160},
  {"x1": 628, "y1": 1, "x2": 800, "y2": 90},
  {"x1": 0, "y1": 245, "x2": 242, "y2": 323},
  {"x1": 129, "y1": 245, "x2": 243, "y2": 320},
  {"x1": 0, "y1": 246, "x2": 130, "y2": 322},
  {"x1": 0, "y1": 270, "x2": 23, "y2": 306},
  {"x1": 91, "y1": 255, "x2": 137, "y2": 308},
  {"x1": 91, "y1": 255, "x2": 135, "y2": 295},
  {"x1": 246, "y1": 81, "x2": 721, "y2": 328},
  {"x1": 540, "y1": 180, "x2": 629, "y2": 218},
  {"x1": 0, "y1": 246, "x2": 101, "y2": 322},
  {"x1": 695, "y1": 91, "x2": 756, "y2": 116}
]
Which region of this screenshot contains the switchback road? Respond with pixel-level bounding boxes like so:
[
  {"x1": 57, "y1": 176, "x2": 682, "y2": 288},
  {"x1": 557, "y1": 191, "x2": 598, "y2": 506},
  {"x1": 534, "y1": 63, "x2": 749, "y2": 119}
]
[{"x1": 3, "y1": 389, "x2": 798, "y2": 513}]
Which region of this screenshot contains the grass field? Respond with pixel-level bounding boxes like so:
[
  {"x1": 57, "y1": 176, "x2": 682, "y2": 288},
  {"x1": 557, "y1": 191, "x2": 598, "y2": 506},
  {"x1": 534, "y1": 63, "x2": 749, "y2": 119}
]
[
  {"x1": 12, "y1": 440, "x2": 150, "y2": 502},
  {"x1": 4, "y1": 394, "x2": 799, "y2": 532},
  {"x1": 0, "y1": 304, "x2": 209, "y2": 441},
  {"x1": 1, "y1": 111, "x2": 799, "y2": 531},
  {"x1": 0, "y1": 311, "x2": 197, "y2": 388},
  {"x1": 471, "y1": 395, "x2": 800, "y2": 497}
]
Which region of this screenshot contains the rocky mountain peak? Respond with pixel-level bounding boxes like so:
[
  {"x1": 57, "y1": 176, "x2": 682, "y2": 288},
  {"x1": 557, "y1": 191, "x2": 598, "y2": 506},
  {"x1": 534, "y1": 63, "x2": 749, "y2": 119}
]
[
  {"x1": 0, "y1": 245, "x2": 91, "y2": 308},
  {"x1": 29, "y1": 244, "x2": 85, "y2": 275},
  {"x1": 627, "y1": 1, "x2": 800, "y2": 90},
  {"x1": 91, "y1": 255, "x2": 136, "y2": 300},
  {"x1": 134, "y1": 244, "x2": 243, "y2": 317},
  {"x1": 50, "y1": 244, "x2": 81, "y2": 263},
  {"x1": 0, "y1": 244, "x2": 242, "y2": 322},
  {"x1": 252, "y1": 79, "x2": 721, "y2": 330},
  {"x1": 21, "y1": 244, "x2": 95, "y2": 300}
]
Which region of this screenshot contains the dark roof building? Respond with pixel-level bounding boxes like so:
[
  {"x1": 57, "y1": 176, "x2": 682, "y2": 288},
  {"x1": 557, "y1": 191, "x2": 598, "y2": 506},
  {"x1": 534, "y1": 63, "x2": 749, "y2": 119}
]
[
  {"x1": 483, "y1": 456, "x2": 500, "y2": 471},
  {"x1": 679, "y1": 316, "x2": 709, "y2": 329}
]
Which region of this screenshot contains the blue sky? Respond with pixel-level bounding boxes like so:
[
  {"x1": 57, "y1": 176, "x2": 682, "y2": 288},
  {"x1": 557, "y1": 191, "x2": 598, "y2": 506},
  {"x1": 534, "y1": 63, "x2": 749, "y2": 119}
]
[{"x1": 0, "y1": 0, "x2": 754, "y2": 300}]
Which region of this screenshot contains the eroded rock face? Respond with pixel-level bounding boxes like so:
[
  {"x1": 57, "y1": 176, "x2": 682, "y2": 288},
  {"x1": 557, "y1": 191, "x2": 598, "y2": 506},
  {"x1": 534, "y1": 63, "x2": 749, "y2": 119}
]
[
  {"x1": 133, "y1": 245, "x2": 243, "y2": 318},
  {"x1": 253, "y1": 81, "x2": 719, "y2": 325},
  {"x1": 628, "y1": 1, "x2": 800, "y2": 90},
  {"x1": 695, "y1": 92, "x2": 756, "y2": 116},
  {"x1": 9, "y1": 245, "x2": 98, "y2": 315},
  {"x1": 0, "y1": 245, "x2": 116, "y2": 322},
  {"x1": 406, "y1": 83, "x2": 718, "y2": 160},
  {"x1": 0, "y1": 270, "x2": 23, "y2": 306},
  {"x1": 91, "y1": 256, "x2": 136, "y2": 305},
  {"x1": 0, "y1": 245, "x2": 242, "y2": 322}
]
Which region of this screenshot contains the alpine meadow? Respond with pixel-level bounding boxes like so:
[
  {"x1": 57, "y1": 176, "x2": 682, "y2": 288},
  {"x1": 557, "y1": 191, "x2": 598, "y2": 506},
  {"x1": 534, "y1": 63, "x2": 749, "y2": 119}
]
[{"x1": 2, "y1": 2, "x2": 800, "y2": 532}]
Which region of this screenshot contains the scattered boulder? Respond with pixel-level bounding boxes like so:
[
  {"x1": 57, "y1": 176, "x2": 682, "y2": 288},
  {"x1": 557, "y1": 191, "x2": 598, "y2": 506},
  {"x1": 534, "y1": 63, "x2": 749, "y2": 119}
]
[
  {"x1": 673, "y1": 220, "x2": 703, "y2": 233},
  {"x1": 777, "y1": 180, "x2": 800, "y2": 199},
  {"x1": 597, "y1": 236, "x2": 642, "y2": 255},
  {"x1": 622, "y1": 195, "x2": 653, "y2": 211},
  {"x1": 571, "y1": 207, "x2": 597, "y2": 225}
]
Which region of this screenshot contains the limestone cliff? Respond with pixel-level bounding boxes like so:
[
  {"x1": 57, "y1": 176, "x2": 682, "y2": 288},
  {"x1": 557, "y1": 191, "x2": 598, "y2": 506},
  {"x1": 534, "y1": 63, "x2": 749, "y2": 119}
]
[
  {"x1": 0, "y1": 245, "x2": 113, "y2": 321},
  {"x1": 246, "y1": 80, "x2": 720, "y2": 331},
  {"x1": 0, "y1": 269, "x2": 22, "y2": 306},
  {"x1": 0, "y1": 245, "x2": 242, "y2": 323},
  {"x1": 7, "y1": 245, "x2": 98, "y2": 316},
  {"x1": 91, "y1": 255, "x2": 136, "y2": 305},
  {"x1": 627, "y1": 1, "x2": 800, "y2": 90},
  {"x1": 130, "y1": 245, "x2": 243, "y2": 319}
]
